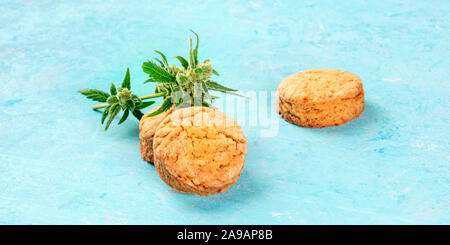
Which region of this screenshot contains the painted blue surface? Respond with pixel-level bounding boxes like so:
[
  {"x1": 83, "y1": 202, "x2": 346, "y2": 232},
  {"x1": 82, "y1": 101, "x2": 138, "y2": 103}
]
[{"x1": 0, "y1": 0, "x2": 449, "y2": 225}]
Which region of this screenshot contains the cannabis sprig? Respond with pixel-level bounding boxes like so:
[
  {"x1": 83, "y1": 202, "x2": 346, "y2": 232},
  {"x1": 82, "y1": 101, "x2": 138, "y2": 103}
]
[
  {"x1": 78, "y1": 68, "x2": 158, "y2": 131},
  {"x1": 141, "y1": 30, "x2": 244, "y2": 117},
  {"x1": 78, "y1": 31, "x2": 244, "y2": 131}
]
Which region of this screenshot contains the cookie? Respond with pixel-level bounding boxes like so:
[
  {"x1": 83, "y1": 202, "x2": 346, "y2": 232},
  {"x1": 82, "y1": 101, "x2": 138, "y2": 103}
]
[
  {"x1": 139, "y1": 105, "x2": 174, "y2": 163},
  {"x1": 276, "y1": 69, "x2": 364, "y2": 128},
  {"x1": 153, "y1": 107, "x2": 247, "y2": 196}
]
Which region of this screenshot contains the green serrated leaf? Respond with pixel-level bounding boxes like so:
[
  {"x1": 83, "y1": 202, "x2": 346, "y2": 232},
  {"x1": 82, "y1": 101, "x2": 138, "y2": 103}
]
[
  {"x1": 175, "y1": 97, "x2": 184, "y2": 107},
  {"x1": 154, "y1": 50, "x2": 170, "y2": 68},
  {"x1": 124, "y1": 99, "x2": 135, "y2": 111},
  {"x1": 205, "y1": 80, "x2": 238, "y2": 92},
  {"x1": 131, "y1": 94, "x2": 142, "y2": 104},
  {"x1": 147, "y1": 97, "x2": 172, "y2": 117},
  {"x1": 188, "y1": 38, "x2": 195, "y2": 68},
  {"x1": 143, "y1": 78, "x2": 156, "y2": 84},
  {"x1": 110, "y1": 83, "x2": 117, "y2": 95},
  {"x1": 118, "y1": 109, "x2": 129, "y2": 125},
  {"x1": 107, "y1": 95, "x2": 118, "y2": 104},
  {"x1": 101, "y1": 105, "x2": 110, "y2": 124},
  {"x1": 78, "y1": 89, "x2": 110, "y2": 102},
  {"x1": 212, "y1": 69, "x2": 220, "y2": 76},
  {"x1": 135, "y1": 100, "x2": 155, "y2": 110},
  {"x1": 174, "y1": 56, "x2": 189, "y2": 69},
  {"x1": 223, "y1": 91, "x2": 249, "y2": 98},
  {"x1": 190, "y1": 30, "x2": 199, "y2": 66},
  {"x1": 201, "y1": 81, "x2": 210, "y2": 93},
  {"x1": 153, "y1": 57, "x2": 165, "y2": 68},
  {"x1": 121, "y1": 68, "x2": 131, "y2": 89},
  {"x1": 201, "y1": 82, "x2": 214, "y2": 103},
  {"x1": 142, "y1": 61, "x2": 176, "y2": 83},
  {"x1": 131, "y1": 109, "x2": 144, "y2": 120},
  {"x1": 105, "y1": 103, "x2": 120, "y2": 131}
]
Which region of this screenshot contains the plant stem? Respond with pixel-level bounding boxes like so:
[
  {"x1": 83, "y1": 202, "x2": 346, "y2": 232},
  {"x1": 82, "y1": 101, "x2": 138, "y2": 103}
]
[
  {"x1": 139, "y1": 92, "x2": 166, "y2": 100},
  {"x1": 92, "y1": 92, "x2": 166, "y2": 110}
]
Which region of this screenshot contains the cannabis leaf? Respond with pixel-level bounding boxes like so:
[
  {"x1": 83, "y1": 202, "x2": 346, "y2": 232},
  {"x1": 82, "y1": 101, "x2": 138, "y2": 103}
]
[
  {"x1": 148, "y1": 97, "x2": 173, "y2": 117},
  {"x1": 135, "y1": 101, "x2": 156, "y2": 110},
  {"x1": 205, "y1": 80, "x2": 238, "y2": 92},
  {"x1": 190, "y1": 29, "x2": 199, "y2": 67},
  {"x1": 118, "y1": 108, "x2": 129, "y2": 125},
  {"x1": 174, "y1": 56, "x2": 189, "y2": 69},
  {"x1": 78, "y1": 68, "x2": 157, "y2": 131},
  {"x1": 110, "y1": 83, "x2": 117, "y2": 95},
  {"x1": 77, "y1": 89, "x2": 110, "y2": 102},
  {"x1": 142, "y1": 61, "x2": 176, "y2": 83},
  {"x1": 154, "y1": 50, "x2": 170, "y2": 69},
  {"x1": 131, "y1": 109, "x2": 144, "y2": 120},
  {"x1": 121, "y1": 67, "x2": 131, "y2": 89},
  {"x1": 105, "y1": 103, "x2": 121, "y2": 131}
]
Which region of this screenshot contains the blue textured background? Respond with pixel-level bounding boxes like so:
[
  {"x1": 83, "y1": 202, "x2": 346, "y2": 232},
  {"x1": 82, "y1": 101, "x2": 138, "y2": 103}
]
[{"x1": 0, "y1": 0, "x2": 449, "y2": 224}]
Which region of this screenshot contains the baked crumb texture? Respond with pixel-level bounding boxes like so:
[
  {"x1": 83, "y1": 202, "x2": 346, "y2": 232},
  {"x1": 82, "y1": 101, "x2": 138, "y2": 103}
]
[
  {"x1": 276, "y1": 69, "x2": 364, "y2": 128},
  {"x1": 153, "y1": 107, "x2": 247, "y2": 196},
  {"x1": 139, "y1": 105, "x2": 174, "y2": 163}
]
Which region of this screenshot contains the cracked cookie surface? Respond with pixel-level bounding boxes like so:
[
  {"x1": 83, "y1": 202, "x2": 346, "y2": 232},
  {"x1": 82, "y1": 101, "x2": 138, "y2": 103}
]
[
  {"x1": 153, "y1": 106, "x2": 247, "y2": 195},
  {"x1": 276, "y1": 69, "x2": 364, "y2": 128}
]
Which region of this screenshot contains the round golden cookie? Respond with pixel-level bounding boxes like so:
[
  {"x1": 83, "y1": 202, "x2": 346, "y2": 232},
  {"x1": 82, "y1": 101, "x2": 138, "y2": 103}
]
[
  {"x1": 139, "y1": 104, "x2": 216, "y2": 163},
  {"x1": 153, "y1": 107, "x2": 247, "y2": 196},
  {"x1": 276, "y1": 69, "x2": 364, "y2": 128},
  {"x1": 139, "y1": 105, "x2": 174, "y2": 163}
]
